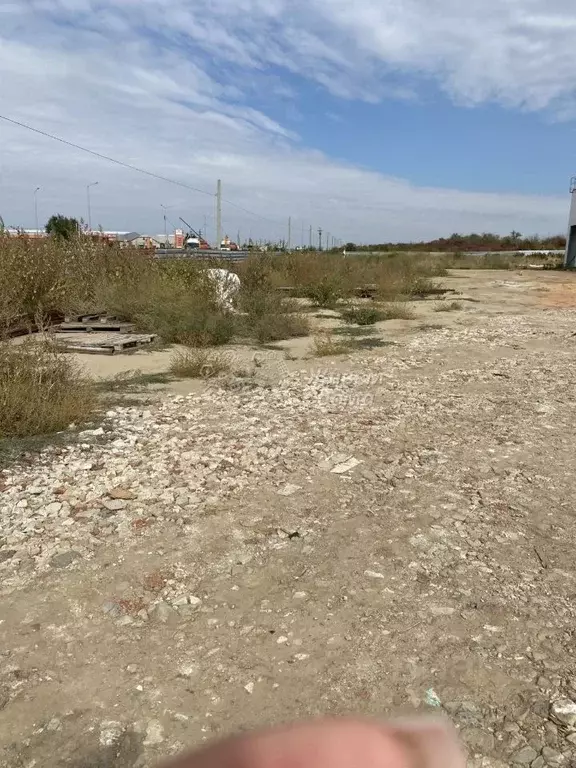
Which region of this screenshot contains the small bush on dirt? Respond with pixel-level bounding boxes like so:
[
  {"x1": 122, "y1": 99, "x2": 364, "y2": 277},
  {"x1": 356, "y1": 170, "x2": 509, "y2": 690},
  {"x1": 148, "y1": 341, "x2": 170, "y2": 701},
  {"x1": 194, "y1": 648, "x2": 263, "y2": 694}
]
[
  {"x1": 100, "y1": 272, "x2": 235, "y2": 347},
  {"x1": 333, "y1": 325, "x2": 377, "y2": 337},
  {"x1": 236, "y1": 276, "x2": 310, "y2": 343},
  {"x1": 341, "y1": 306, "x2": 384, "y2": 325},
  {"x1": 169, "y1": 348, "x2": 231, "y2": 378},
  {"x1": 407, "y1": 275, "x2": 438, "y2": 297},
  {"x1": 0, "y1": 342, "x2": 96, "y2": 438},
  {"x1": 142, "y1": 302, "x2": 235, "y2": 347},
  {"x1": 248, "y1": 311, "x2": 310, "y2": 343},
  {"x1": 433, "y1": 301, "x2": 462, "y2": 312},
  {"x1": 304, "y1": 277, "x2": 345, "y2": 308},
  {"x1": 378, "y1": 303, "x2": 416, "y2": 320},
  {"x1": 311, "y1": 332, "x2": 352, "y2": 356},
  {"x1": 418, "y1": 323, "x2": 444, "y2": 331}
]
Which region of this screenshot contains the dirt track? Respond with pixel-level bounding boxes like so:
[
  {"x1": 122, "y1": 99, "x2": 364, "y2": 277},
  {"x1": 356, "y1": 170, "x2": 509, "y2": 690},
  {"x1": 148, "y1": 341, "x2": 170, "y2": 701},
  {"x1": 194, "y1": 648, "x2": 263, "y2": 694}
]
[{"x1": 2, "y1": 269, "x2": 576, "y2": 768}]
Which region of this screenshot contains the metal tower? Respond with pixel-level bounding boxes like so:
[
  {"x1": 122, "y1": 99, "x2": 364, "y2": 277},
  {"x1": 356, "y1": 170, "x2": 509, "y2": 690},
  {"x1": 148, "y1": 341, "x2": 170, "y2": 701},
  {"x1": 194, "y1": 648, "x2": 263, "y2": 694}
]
[{"x1": 565, "y1": 176, "x2": 576, "y2": 268}]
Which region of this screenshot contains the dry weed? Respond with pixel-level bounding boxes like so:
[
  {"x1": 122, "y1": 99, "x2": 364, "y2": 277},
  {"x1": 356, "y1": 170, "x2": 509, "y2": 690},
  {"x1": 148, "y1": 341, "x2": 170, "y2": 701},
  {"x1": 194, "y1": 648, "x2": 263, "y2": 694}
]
[{"x1": 0, "y1": 341, "x2": 96, "y2": 438}]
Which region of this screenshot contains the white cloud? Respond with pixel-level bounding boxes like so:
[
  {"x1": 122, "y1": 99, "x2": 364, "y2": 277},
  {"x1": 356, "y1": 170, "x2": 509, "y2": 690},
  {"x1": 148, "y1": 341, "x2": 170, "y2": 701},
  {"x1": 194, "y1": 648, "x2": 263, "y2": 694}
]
[{"x1": 0, "y1": 1, "x2": 572, "y2": 241}]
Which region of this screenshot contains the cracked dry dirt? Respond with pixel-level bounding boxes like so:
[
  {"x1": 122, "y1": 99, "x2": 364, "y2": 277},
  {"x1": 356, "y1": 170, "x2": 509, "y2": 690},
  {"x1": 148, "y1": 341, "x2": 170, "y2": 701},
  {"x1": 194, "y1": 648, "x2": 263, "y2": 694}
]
[{"x1": 2, "y1": 269, "x2": 576, "y2": 768}]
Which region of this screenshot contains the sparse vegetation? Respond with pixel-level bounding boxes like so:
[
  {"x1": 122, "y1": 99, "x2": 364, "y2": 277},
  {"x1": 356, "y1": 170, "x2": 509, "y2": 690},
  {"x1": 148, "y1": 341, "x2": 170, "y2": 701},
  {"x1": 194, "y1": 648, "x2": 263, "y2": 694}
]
[
  {"x1": 0, "y1": 342, "x2": 96, "y2": 438},
  {"x1": 169, "y1": 348, "x2": 231, "y2": 378},
  {"x1": 378, "y1": 303, "x2": 416, "y2": 320},
  {"x1": 237, "y1": 250, "x2": 446, "y2": 306},
  {"x1": 0, "y1": 234, "x2": 450, "y2": 441},
  {"x1": 333, "y1": 325, "x2": 378, "y2": 337},
  {"x1": 341, "y1": 306, "x2": 384, "y2": 326},
  {"x1": 434, "y1": 301, "x2": 463, "y2": 312},
  {"x1": 418, "y1": 323, "x2": 444, "y2": 331},
  {"x1": 236, "y1": 257, "x2": 311, "y2": 342},
  {"x1": 311, "y1": 332, "x2": 353, "y2": 356}
]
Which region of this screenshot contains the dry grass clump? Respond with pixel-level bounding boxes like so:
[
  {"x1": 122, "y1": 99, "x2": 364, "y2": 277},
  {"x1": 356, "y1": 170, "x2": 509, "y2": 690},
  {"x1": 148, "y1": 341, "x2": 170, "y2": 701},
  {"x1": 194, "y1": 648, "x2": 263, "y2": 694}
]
[
  {"x1": 341, "y1": 306, "x2": 384, "y2": 325},
  {"x1": 169, "y1": 348, "x2": 231, "y2": 378},
  {"x1": 311, "y1": 332, "x2": 353, "y2": 357},
  {"x1": 237, "y1": 251, "x2": 446, "y2": 308},
  {"x1": 0, "y1": 342, "x2": 96, "y2": 438},
  {"x1": 433, "y1": 301, "x2": 463, "y2": 312},
  {"x1": 235, "y1": 257, "x2": 310, "y2": 342},
  {"x1": 378, "y1": 303, "x2": 416, "y2": 320}
]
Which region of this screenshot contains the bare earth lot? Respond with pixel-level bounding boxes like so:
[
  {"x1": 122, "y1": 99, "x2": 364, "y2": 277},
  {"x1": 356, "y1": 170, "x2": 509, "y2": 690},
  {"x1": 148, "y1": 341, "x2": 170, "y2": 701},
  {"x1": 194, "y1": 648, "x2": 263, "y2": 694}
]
[{"x1": 3, "y1": 269, "x2": 576, "y2": 768}]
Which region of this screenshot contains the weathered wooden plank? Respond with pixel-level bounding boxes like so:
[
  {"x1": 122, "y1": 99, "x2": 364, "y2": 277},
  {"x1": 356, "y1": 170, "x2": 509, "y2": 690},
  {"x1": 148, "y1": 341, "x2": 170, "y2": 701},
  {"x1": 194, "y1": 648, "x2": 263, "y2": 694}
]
[{"x1": 55, "y1": 333, "x2": 156, "y2": 355}]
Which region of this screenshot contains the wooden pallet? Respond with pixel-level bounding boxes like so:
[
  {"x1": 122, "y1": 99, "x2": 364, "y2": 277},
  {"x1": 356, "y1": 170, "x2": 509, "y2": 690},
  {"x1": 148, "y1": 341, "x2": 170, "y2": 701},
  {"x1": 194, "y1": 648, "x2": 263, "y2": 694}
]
[
  {"x1": 64, "y1": 312, "x2": 106, "y2": 322},
  {"x1": 57, "y1": 321, "x2": 135, "y2": 333},
  {"x1": 54, "y1": 333, "x2": 156, "y2": 355}
]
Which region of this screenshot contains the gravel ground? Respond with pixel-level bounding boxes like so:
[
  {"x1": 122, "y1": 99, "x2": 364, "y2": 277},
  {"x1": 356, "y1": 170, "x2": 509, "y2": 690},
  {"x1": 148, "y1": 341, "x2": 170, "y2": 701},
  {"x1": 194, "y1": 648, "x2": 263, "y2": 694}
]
[{"x1": 2, "y1": 271, "x2": 576, "y2": 768}]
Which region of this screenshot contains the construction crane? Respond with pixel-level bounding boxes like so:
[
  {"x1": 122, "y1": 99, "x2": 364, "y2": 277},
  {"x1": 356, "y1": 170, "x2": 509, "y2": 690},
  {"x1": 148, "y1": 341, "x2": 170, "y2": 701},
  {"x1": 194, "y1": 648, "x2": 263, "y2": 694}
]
[{"x1": 179, "y1": 217, "x2": 211, "y2": 250}]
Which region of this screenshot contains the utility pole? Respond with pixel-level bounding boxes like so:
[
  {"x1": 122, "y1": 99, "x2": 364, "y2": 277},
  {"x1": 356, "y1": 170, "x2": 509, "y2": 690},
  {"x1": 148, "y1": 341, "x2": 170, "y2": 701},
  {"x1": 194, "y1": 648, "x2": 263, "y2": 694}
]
[
  {"x1": 309, "y1": 225, "x2": 312, "y2": 249},
  {"x1": 160, "y1": 204, "x2": 169, "y2": 245},
  {"x1": 288, "y1": 216, "x2": 291, "y2": 251},
  {"x1": 301, "y1": 221, "x2": 304, "y2": 248},
  {"x1": 318, "y1": 227, "x2": 323, "y2": 251},
  {"x1": 34, "y1": 187, "x2": 40, "y2": 234},
  {"x1": 237, "y1": 229, "x2": 241, "y2": 247},
  {"x1": 87, "y1": 181, "x2": 98, "y2": 232},
  {"x1": 216, "y1": 179, "x2": 222, "y2": 250}
]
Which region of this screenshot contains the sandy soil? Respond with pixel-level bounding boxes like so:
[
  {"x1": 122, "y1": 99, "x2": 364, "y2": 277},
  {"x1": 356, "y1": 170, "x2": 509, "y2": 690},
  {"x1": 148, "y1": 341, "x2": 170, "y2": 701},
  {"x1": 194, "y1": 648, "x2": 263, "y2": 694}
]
[{"x1": 2, "y1": 269, "x2": 576, "y2": 768}]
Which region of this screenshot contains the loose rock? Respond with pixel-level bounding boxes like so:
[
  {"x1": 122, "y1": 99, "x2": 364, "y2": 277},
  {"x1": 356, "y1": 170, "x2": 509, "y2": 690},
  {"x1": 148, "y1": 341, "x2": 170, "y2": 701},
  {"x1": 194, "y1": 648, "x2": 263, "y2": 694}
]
[
  {"x1": 550, "y1": 699, "x2": 576, "y2": 728},
  {"x1": 50, "y1": 551, "x2": 81, "y2": 569},
  {"x1": 512, "y1": 747, "x2": 539, "y2": 765}
]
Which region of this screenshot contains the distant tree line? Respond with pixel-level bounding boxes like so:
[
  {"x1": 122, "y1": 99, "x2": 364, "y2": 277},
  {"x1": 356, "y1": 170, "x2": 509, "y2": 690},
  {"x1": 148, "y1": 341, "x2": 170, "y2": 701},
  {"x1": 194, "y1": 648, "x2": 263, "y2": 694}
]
[{"x1": 342, "y1": 232, "x2": 566, "y2": 253}]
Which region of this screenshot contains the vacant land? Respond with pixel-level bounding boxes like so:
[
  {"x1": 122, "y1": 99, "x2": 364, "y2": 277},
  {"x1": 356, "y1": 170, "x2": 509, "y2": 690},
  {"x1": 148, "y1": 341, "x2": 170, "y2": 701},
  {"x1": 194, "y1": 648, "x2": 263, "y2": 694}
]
[{"x1": 2, "y1": 269, "x2": 576, "y2": 768}]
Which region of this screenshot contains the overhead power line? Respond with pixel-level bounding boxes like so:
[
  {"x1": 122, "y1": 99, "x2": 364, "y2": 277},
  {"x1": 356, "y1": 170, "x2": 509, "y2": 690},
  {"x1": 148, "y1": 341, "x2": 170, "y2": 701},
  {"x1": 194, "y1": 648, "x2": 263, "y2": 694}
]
[{"x1": 0, "y1": 113, "x2": 284, "y2": 228}]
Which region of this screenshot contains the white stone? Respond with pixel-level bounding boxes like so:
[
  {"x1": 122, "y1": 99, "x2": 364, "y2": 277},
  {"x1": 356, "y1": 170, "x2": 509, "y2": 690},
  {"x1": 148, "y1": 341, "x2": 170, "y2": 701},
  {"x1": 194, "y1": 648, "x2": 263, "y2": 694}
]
[
  {"x1": 277, "y1": 484, "x2": 301, "y2": 497},
  {"x1": 99, "y1": 721, "x2": 124, "y2": 747},
  {"x1": 331, "y1": 457, "x2": 362, "y2": 474},
  {"x1": 550, "y1": 698, "x2": 576, "y2": 727},
  {"x1": 177, "y1": 664, "x2": 198, "y2": 679},
  {"x1": 364, "y1": 570, "x2": 386, "y2": 580},
  {"x1": 44, "y1": 502, "x2": 62, "y2": 515},
  {"x1": 143, "y1": 720, "x2": 164, "y2": 746},
  {"x1": 102, "y1": 499, "x2": 126, "y2": 512}
]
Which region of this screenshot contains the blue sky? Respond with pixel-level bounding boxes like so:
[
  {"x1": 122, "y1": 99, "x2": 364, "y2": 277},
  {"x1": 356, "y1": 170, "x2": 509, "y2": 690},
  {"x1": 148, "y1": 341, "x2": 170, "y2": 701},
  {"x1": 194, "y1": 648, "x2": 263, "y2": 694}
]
[{"x1": 0, "y1": 0, "x2": 574, "y2": 242}]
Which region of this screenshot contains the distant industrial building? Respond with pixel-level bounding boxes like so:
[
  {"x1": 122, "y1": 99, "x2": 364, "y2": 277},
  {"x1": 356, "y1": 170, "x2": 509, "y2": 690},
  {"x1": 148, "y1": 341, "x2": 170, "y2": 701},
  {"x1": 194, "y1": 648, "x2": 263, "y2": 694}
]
[{"x1": 3, "y1": 228, "x2": 183, "y2": 248}]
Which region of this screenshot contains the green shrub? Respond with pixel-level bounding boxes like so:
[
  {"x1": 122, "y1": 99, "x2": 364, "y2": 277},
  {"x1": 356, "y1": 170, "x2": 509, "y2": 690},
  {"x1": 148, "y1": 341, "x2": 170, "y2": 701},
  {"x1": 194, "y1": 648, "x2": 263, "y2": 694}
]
[
  {"x1": 99, "y1": 271, "x2": 235, "y2": 347},
  {"x1": 341, "y1": 306, "x2": 384, "y2": 325},
  {"x1": 304, "y1": 277, "x2": 345, "y2": 308},
  {"x1": 237, "y1": 283, "x2": 310, "y2": 343}
]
